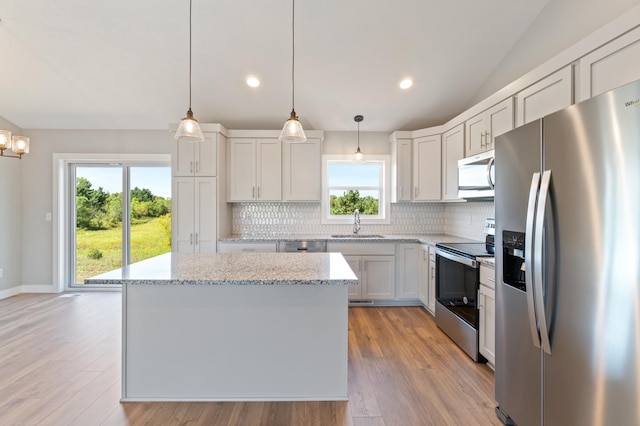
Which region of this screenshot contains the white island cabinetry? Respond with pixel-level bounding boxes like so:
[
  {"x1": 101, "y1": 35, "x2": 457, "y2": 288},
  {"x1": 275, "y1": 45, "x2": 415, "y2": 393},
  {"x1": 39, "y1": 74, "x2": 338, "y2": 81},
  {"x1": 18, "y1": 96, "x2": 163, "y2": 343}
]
[{"x1": 86, "y1": 252, "x2": 356, "y2": 402}]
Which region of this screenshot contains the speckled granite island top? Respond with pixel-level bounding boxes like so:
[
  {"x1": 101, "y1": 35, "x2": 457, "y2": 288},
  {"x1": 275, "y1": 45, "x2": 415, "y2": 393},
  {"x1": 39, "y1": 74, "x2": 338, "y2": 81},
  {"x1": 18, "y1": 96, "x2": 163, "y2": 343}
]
[{"x1": 85, "y1": 252, "x2": 358, "y2": 286}]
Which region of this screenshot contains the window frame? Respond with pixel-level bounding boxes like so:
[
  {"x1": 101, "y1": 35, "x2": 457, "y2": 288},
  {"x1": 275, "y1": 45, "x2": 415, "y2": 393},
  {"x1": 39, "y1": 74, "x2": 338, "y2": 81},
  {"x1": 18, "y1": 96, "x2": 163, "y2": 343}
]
[{"x1": 321, "y1": 154, "x2": 391, "y2": 225}]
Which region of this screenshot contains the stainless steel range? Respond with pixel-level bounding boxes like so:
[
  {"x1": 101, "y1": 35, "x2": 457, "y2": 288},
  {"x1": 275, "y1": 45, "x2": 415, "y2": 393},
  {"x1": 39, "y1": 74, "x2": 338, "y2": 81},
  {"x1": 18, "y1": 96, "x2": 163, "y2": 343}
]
[{"x1": 435, "y1": 240, "x2": 494, "y2": 362}]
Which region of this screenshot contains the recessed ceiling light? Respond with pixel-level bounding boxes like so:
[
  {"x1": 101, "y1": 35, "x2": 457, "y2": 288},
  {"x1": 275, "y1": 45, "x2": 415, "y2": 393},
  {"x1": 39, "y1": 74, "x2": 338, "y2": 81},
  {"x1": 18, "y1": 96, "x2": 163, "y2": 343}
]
[
  {"x1": 247, "y1": 77, "x2": 260, "y2": 88},
  {"x1": 399, "y1": 79, "x2": 414, "y2": 90}
]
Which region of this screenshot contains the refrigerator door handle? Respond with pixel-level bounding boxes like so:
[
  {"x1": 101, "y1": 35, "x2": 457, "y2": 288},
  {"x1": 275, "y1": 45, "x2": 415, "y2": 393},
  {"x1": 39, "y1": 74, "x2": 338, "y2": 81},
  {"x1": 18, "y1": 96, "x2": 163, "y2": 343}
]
[
  {"x1": 525, "y1": 172, "x2": 542, "y2": 349},
  {"x1": 534, "y1": 170, "x2": 553, "y2": 355}
]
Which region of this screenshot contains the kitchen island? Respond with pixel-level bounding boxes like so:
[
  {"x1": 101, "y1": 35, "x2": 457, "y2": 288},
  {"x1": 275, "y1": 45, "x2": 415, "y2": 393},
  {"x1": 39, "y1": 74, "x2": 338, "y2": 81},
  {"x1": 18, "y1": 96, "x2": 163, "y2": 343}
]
[{"x1": 85, "y1": 252, "x2": 357, "y2": 402}]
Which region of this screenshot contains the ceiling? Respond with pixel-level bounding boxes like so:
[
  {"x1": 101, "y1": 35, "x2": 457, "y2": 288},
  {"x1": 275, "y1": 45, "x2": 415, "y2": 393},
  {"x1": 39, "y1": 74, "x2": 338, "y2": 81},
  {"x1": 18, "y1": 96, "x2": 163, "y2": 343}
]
[{"x1": 0, "y1": 0, "x2": 551, "y2": 133}]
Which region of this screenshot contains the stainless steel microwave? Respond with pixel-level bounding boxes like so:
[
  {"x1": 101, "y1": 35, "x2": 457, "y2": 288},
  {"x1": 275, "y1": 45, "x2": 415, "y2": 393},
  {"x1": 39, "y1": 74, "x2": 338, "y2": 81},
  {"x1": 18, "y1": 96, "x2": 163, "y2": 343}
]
[{"x1": 457, "y1": 150, "x2": 495, "y2": 200}]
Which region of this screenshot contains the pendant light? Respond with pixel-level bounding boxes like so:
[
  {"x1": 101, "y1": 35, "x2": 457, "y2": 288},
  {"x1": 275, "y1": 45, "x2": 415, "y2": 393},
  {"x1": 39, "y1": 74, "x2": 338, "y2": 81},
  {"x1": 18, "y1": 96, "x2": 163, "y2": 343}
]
[
  {"x1": 354, "y1": 115, "x2": 364, "y2": 161},
  {"x1": 279, "y1": 0, "x2": 307, "y2": 143},
  {"x1": 175, "y1": 0, "x2": 204, "y2": 142}
]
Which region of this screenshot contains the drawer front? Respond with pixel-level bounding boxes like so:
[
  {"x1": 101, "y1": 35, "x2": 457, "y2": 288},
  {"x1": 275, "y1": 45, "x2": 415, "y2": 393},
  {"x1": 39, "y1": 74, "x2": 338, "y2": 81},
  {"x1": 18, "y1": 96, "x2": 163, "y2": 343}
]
[
  {"x1": 480, "y1": 264, "x2": 496, "y2": 289},
  {"x1": 217, "y1": 242, "x2": 277, "y2": 253},
  {"x1": 327, "y1": 242, "x2": 396, "y2": 256}
]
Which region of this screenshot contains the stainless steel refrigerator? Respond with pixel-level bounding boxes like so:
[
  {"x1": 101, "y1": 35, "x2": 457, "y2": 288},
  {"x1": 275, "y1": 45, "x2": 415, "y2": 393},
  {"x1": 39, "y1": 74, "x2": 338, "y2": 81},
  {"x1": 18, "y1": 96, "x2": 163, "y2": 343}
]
[{"x1": 494, "y1": 79, "x2": 640, "y2": 426}]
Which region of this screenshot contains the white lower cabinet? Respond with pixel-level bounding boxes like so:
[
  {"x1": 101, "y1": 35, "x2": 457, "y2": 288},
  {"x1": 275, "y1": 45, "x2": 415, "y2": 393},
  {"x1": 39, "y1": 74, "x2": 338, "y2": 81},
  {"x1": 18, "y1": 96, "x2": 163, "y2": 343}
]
[
  {"x1": 396, "y1": 243, "x2": 420, "y2": 299},
  {"x1": 419, "y1": 245, "x2": 430, "y2": 307},
  {"x1": 328, "y1": 242, "x2": 395, "y2": 301},
  {"x1": 478, "y1": 264, "x2": 496, "y2": 367},
  {"x1": 172, "y1": 177, "x2": 217, "y2": 253},
  {"x1": 419, "y1": 245, "x2": 437, "y2": 315},
  {"x1": 343, "y1": 255, "x2": 395, "y2": 300},
  {"x1": 428, "y1": 247, "x2": 436, "y2": 314}
]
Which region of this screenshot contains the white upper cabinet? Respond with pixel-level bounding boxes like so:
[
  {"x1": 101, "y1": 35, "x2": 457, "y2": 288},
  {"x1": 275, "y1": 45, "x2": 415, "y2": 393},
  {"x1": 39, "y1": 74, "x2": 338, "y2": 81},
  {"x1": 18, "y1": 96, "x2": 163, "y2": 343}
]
[
  {"x1": 516, "y1": 66, "x2": 573, "y2": 126},
  {"x1": 282, "y1": 138, "x2": 321, "y2": 201},
  {"x1": 228, "y1": 138, "x2": 281, "y2": 201},
  {"x1": 578, "y1": 26, "x2": 640, "y2": 102},
  {"x1": 390, "y1": 135, "x2": 413, "y2": 203},
  {"x1": 465, "y1": 98, "x2": 514, "y2": 157},
  {"x1": 441, "y1": 124, "x2": 465, "y2": 201},
  {"x1": 413, "y1": 134, "x2": 442, "y2": 201},
  {"x1": 172, "y1": 133, "x2": 217, "y2": 177}
]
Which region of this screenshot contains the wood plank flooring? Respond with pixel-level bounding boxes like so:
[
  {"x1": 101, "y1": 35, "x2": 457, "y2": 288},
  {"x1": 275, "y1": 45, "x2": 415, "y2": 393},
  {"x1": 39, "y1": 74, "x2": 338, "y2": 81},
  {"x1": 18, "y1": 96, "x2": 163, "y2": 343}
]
[{"x1": 0, "y1": 293, "x2": 500, "y2": 425}]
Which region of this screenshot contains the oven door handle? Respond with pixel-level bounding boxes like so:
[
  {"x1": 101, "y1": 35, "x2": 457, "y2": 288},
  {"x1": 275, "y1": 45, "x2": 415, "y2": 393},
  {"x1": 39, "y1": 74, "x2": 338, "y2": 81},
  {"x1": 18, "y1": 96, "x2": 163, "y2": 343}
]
[{"x1": 435, "y1": 248, "x2": 478, "y2": 269}]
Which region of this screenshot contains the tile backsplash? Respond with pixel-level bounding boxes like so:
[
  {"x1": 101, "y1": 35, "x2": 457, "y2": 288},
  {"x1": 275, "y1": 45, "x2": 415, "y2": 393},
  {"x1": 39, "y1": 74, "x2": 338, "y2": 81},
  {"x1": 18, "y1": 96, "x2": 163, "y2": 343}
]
[
  {"x1": 232, "y1": 201, "x2": 494, "y2": 241},
  {"x1": 444, "y1": 201, "x2": 495, "y2": 241}
]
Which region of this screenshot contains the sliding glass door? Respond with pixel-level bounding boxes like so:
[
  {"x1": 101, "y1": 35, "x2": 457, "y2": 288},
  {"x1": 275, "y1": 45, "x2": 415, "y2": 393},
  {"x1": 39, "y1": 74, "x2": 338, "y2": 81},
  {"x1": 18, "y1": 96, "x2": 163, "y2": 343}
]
[{"x1": 71, "y1": 163, "x2": 171, "y2": 285}]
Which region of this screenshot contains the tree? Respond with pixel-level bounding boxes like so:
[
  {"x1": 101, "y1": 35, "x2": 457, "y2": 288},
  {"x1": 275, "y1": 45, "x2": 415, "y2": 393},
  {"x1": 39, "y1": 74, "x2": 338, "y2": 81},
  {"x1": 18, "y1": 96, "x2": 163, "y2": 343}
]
[
  {"x1": 330, "y1": 190, "x2": 379, "y2": 215},
  {"x1": 131, "y1": 187, "x2": 154, "y2": 203}
]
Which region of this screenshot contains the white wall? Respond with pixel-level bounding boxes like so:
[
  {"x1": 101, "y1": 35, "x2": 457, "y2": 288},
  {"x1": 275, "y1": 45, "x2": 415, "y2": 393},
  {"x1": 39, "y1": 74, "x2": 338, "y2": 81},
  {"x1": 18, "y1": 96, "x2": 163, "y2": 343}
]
[
  {"x1": 0, "y1": 116, "x2": 24, "y2": 296},
  {"x1": 322, "y1": 131, "x2": 391, "y2": 156},
  {"x1": 472, "y1": 0, "x2": 640, "y2": 103},
  {"x1": 20, "y1": 129, "x2": 170, "y2": 292}
]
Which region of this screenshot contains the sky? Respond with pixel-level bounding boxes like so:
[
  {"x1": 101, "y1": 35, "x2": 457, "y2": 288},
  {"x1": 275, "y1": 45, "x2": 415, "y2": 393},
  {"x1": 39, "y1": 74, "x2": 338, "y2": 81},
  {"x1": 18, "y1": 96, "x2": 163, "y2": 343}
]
[{"x1": 76, "y1": 166, "x2": 172, "y2": 198}]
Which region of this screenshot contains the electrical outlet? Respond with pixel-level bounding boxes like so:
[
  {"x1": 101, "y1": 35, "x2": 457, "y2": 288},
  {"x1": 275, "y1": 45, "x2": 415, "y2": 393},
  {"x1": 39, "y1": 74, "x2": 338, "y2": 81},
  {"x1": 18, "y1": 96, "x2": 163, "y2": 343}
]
[{"x1": 46, "y1": 212, "x2": 52, "y2": 222}]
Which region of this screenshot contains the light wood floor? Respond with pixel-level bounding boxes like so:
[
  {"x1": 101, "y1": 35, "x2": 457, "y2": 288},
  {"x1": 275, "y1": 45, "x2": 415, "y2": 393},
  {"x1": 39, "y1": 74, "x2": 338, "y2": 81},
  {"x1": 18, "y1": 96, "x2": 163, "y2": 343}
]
[{"x1": 0, "y1": 292, "x2": 500, "y2": 425}]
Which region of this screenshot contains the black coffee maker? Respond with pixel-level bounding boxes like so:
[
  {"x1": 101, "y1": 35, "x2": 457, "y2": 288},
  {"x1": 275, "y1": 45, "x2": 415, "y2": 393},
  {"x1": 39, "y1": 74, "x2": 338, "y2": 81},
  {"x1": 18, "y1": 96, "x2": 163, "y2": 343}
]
[{"x1": 484, "y1": 218, "x2": 495, "y2": 254}]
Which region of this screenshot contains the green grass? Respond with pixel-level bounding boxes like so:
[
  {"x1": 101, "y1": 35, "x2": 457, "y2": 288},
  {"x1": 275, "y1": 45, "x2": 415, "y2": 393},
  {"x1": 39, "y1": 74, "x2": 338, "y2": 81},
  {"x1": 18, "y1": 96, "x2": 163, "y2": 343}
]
[{"x1": 76, "y1": 217, "x2": 171, "y2": 283}]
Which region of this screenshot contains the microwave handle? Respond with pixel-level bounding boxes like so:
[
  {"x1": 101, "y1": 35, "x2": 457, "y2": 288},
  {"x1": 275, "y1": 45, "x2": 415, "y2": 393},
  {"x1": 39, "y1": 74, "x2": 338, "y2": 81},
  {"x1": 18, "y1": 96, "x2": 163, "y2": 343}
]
[{"x1": 486, "y1": 157, "x2": 495, "y2": 189}]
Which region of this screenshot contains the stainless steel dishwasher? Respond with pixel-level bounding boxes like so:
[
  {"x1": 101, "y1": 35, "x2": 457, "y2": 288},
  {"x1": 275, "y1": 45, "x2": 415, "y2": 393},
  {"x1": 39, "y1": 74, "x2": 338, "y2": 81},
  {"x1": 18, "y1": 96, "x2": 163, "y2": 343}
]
[{"x1": 277, "y1": 240, "x2": 327, "y2": 253}]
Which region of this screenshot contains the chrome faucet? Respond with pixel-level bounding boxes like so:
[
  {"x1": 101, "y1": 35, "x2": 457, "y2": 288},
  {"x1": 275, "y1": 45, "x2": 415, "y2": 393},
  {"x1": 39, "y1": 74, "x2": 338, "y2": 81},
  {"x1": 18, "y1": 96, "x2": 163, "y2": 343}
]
[{"x1": 353, "y1": 209, "x2": 361, "y2": 235}]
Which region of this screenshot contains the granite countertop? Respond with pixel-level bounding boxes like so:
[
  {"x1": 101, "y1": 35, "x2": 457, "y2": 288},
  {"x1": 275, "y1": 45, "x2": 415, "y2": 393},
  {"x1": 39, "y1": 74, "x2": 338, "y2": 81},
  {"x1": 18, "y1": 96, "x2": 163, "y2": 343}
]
[
  {"x1": 84, "y1": 252, "x2": 358, "y2": 286},
  {"x1": 219, "y1": 233, "x2": 480, "y2": 245}
]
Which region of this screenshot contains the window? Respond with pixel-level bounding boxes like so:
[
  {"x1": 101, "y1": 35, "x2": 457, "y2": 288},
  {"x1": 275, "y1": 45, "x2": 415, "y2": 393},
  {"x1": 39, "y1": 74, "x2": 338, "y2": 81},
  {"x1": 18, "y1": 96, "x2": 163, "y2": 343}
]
[
  {"x1": 322, "y1": 155, "x2": 390, "y2": 224},
  {"x1": 53, "y1": 154, "x2": 171, "y2": 291}
]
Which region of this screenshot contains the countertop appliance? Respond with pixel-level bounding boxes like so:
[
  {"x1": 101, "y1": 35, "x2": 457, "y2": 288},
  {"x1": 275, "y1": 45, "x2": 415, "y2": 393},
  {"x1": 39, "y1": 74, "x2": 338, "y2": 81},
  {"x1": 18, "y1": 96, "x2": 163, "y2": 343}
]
[
  {"x1": 457, "y1": 150, "x2": 495, "y2": 200},
  {"x1": 277, "y1": 240, "x2": 327, "y2": 253},
  {"x1": 435, "y1": 241, "x2": 494, "y2": 362},
  {"x1": 494, "y1": 79, "x2": 640, "y2": 425}
]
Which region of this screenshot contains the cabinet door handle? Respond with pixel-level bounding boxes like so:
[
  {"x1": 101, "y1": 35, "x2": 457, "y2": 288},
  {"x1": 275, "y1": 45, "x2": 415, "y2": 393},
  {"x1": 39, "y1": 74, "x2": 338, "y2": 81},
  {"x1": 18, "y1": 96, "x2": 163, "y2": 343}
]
[
  {"x1": 414, "y1": 187, "x2": 418, "y2": 197},
  {"x1": 195, "y1": 161, "x2": 199, "y2": 173},
  {"x1": 480, "y1": 132, "x2": 485, "y2": 148},
  {"x1": 485, "y1": 131, "x2": 492, "y2": 147},
  {"x1": 195, "y1": 233, "x2": 199, "y2": 245},
  {"x1": 190, "y1": 233, "x2": 193, "y2": 245},
  {"x1": 257, "y1": 187, "x2": 260, "y2": 198},
  {"x1": 190, "y1": 161, "x2": 193, "y2": 173},
  {"x1": 252, "y1": 187, "x2": 255, "y2": 198}
]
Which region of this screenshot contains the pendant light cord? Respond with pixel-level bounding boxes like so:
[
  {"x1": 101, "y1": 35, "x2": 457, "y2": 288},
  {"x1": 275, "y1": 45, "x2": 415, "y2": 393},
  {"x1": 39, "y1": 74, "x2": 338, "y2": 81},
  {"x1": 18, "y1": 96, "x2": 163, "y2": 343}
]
[
  {"x1": 189, "y1": 0, "x2": 193, "y2": 110},
  {"x1": 291, "y1": 0, "x2": 296, "y2": 112}
]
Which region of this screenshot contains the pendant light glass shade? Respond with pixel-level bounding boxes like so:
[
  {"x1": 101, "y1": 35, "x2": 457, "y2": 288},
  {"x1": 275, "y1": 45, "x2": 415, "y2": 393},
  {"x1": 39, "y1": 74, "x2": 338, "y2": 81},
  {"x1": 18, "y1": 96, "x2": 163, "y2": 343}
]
[
  {"x1": 175, "y1": 108, "x2": 204, "y2": 141},
  {"x1": 0, "y1": 130, "x2": 11, "y2": 150},
  {"x1": 175, "y1": 0, "x2": 204, "y2": 142},
  {"x1": 11, "y1": 135, "x2": 30, "y2": 155},
  {"x1": 280, "y1": 109, "x2": 306, "y2": 143},
  {"x1": 279, "y1": 0, "x2": 306, "y2": 143}
]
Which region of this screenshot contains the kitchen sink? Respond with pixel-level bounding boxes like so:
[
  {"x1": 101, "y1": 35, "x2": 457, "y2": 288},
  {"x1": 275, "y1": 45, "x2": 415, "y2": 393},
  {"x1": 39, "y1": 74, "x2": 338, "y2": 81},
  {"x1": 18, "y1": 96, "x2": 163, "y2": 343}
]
[{"x1": 330, "y1": 234, "x2": 385, "y2": 239}]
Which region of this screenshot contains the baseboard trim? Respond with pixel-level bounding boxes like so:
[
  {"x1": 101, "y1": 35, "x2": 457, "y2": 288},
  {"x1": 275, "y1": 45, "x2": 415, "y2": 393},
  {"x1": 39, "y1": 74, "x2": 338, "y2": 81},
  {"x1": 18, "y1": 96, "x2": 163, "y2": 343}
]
[
  {"x1": 20, "y1": 285, "x2": 58, "y2": 294},
  {"x1": 0, "y1": 286, "x2": 21, "y2": 300}
]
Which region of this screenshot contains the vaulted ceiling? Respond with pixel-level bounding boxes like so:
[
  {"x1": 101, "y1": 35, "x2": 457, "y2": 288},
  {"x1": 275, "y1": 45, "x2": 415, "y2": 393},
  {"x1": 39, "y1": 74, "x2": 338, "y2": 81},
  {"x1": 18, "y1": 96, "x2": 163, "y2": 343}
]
[{"x1": 0, "y1": 0, "x2": 550, "y2": 132}]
